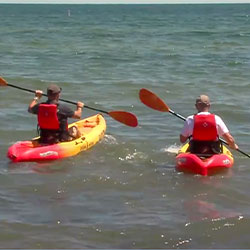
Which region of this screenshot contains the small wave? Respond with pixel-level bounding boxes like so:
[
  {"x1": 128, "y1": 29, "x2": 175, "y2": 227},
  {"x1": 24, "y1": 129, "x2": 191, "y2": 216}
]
[
  {"x1": 118, "y1": 150, "x2": 148, "y2": 162},
  {"x1": 227, "y1": 60, "x2": 244, "y2": 66},
  {"x1": 103, "y1": 134, "x2": 118, "y2": 145},
  {"x1": 239, "y1": 32, "x2": 250, "y2": 37},
  {"x1": 161, "y1": 144, "x2": 181, "y2": 154}
]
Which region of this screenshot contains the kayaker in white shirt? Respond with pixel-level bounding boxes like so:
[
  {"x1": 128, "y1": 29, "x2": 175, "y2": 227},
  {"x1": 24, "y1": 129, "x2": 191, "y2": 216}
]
[{"x1": 180, "y1": 94, "x2": 238, "y2": 154}]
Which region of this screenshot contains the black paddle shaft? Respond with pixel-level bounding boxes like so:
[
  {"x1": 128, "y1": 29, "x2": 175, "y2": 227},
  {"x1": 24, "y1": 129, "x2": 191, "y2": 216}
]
[{"x1": 8, "y1": 83, "x2": 109, "y2": 114}]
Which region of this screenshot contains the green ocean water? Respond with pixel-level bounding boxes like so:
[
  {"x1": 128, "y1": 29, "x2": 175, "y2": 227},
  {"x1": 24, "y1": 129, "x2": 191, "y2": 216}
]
[{"x1": 1, "y1": 3, "x2": 250, "y2": 249}]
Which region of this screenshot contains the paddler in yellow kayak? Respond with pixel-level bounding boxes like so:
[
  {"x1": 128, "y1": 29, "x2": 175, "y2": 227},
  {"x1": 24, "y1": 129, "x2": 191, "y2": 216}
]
[
  {"x1": 179, "y1": 94, "x2": 238, "y2": 154},
  {"x1": 28, "y1": 84, "x2": 84, "y2": 144}
]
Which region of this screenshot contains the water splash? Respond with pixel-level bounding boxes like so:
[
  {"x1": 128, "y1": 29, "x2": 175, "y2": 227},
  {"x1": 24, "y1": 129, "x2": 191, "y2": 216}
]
[
  {"x1": 103, "y1": 134, "x2": 118, "y2": 145},
  {"x1": 161, "y1": 144, "x2": 181, "y2": 154},
  {"x1": 119, "y1": 149, "x2": 148, "y2": 162}
]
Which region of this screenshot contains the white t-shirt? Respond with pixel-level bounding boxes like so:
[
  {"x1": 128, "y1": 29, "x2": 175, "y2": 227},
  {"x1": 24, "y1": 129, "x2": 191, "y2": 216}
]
[{"x1": 181, "y1": 112, "x2": 229, "y2": 138}]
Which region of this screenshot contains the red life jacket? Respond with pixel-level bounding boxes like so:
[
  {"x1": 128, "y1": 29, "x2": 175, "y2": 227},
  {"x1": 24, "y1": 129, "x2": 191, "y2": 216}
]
[
  {"x1": 192, "y1": 114, "x2": 218, "y2": 141},
  {"x1": 38, "y1": 104, "x2": 60, "y2": 130}
]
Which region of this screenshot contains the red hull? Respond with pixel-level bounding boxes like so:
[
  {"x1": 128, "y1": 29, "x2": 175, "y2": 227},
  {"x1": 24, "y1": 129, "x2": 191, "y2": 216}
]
[
  {"x1": 176, "y1": 152, "x2": 234, "y2": 176},
  {"x1": 8, "y1": 141, "x2": 63, "y2": 162}
]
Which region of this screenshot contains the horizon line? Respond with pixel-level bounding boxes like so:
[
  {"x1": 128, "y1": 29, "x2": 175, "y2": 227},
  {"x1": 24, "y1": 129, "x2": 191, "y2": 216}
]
[
  {"x1": 0, "y1": 0, "x2": 250, "y2": 4},
  {"x1": 0, "y1": 2, "x2": 250, "y2": 3}
]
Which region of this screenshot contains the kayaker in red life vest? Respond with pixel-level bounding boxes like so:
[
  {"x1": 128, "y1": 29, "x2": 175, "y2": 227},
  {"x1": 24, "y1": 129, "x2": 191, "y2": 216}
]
[
  {"x1": 28, "y1": 84, "x2": 84, "y2": 144},
  {"x1": 179, "y1": 94, "x2": 238, "y2": 155}
]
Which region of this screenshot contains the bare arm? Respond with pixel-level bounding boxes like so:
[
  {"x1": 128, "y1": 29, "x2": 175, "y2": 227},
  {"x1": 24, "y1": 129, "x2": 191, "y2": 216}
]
[
  {"x1": 222, "y1": 132, "x2": 238, "y2": 150},
  {"x1": 180, "y1": 118, "x2": 192, "y2": 143},
  {"x1": 180, "y1": 134, "x2": 189, "y2": 143},
  {"x1": 72, "y1": 101, "x2": 84, "y2": 119},
  {"x1": 28, "y1": 90, "x2": 43, "y2": 113}
]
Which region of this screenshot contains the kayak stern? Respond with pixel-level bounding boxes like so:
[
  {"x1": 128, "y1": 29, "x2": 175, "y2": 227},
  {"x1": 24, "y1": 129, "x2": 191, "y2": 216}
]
[{"x1": 176, "y1": 143, "x2": 234, "y2": 176}]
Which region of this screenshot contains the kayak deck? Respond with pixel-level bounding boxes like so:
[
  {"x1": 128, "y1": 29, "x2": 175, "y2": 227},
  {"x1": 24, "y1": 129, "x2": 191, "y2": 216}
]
[
  {"x1": 176, "y1": 143, "x2": 234, "y2": 176},
  {"x1": 7, "y1": 114, "x2": 106, "y2": 162}
]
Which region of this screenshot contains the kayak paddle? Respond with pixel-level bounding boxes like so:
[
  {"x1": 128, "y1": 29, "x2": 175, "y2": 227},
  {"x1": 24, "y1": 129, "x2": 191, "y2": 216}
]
[
  {"x1": 0, "y1": 76, "x2": 138, "y2": 127},
  {"x1": 139, "y1": 88, "x2": 250, "y2": 158}
]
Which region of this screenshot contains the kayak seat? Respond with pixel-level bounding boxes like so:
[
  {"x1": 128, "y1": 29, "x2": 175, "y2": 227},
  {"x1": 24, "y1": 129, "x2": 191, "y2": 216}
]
[
  {"x1": 39, "y1": 129, "x2": 60, "y2": 145},
  {"x1": 195, "y1": 153, "x2": 217, "y2": 159},
  {"x1": 83, "y1": 120, "x2": 97, "y2": 128},
  {"x1": 84, "y1": 124, "x2": 96, "y2": 128},
  {"x1": 188, "y1": 140, "x2": 223, "y2": 155},
  {"x1": 68, "y1": 126, "x2": 81, "y2": 140}
]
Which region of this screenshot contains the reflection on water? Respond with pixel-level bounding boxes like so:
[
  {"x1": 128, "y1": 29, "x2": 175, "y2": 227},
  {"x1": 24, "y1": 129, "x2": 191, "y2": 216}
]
[
  {"x1": 184, "y1": 199, "x2": 241, "y2": 222},
  {"x1": 7, "y1": 161, "x2": 70, "y2": 174}
]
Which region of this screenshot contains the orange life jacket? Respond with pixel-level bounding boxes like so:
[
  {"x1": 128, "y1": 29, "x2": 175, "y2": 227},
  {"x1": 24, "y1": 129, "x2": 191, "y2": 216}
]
[
  {"x1": 192, "y1": 114, "x2": 218, "y2": 141},
  {"x1": 38, "y1": 104, "x2": 60, "y2": 130}
]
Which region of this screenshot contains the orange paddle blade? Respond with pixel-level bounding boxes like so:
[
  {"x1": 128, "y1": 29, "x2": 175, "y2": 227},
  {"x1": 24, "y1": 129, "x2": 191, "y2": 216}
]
[
  {"x1": 139, "y1": 88, "x2": 169, "y2": 112},
  {"x1": 108, "y1": 111, "x2": 138, "y2": 127},
  {"x1": 0, "y1": 76, "x2": 8, "y2": 86}
]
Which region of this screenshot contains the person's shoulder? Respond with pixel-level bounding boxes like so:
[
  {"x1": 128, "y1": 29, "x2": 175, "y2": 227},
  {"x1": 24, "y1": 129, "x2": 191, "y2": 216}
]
[
  {"x1": 186, "y1": 114, "x2": 194, "y2": 120},
  {"x1": 214, "y1": 113, "x2": 222, "y2": 119},
  {"x1": 58, "y1": 103, "x2": 74, "y2": 116},
  {"x1": 214, "y1": 114, "x2": 226, "y2": 123},
  {"x1": 58, "y1": 103, "x2": 72, "y2": 110}
]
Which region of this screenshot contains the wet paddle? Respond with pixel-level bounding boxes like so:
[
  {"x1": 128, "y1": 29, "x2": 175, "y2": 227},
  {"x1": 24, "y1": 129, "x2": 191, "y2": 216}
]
[
  {"x1": 0, "y1": 76, "x2": 138, "y2": 127},
  {"x1": 139, "y1": 88, "x2": 250, "y2": 158}
]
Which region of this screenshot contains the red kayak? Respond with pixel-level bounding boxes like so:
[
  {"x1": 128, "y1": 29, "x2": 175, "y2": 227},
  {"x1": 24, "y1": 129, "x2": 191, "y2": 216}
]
[{"x1": 176, "y1": 143, "x2": 234, "y2": 176}]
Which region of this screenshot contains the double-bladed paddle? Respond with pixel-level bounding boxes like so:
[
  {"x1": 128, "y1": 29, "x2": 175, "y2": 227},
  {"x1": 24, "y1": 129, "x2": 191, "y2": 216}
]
[
  {"x1": 0, "y1": 76, "x2": 138, "y2": 127},
  {"x1": 139, "y1": 88, "x2": 250, "y2": 158}
]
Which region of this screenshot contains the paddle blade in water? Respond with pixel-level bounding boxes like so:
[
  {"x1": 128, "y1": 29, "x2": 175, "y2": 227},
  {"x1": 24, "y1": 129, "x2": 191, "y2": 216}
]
[
  {"x1": 108, "y1": 111, "x2": 138, "y2": 127},
  {"x1": 0, "y1": 76, "x2": 8, "y2": 86},
  {"x1": 139, "y1": 88, "x2": 169, "y2": 112}
]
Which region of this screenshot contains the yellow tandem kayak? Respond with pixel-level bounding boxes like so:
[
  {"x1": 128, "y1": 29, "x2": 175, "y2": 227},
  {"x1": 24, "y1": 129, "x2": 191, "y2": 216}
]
[{"x1": 7, "y1": 114, "x2": 106, "y2": 162}]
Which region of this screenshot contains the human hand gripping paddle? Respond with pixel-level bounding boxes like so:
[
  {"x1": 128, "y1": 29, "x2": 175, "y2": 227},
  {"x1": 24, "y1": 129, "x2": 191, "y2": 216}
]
[
  {"x1": 0, "y1": 76, "x2": 138, "y2": 127},
  {"x1": 139, "y1": 88, "x2": 250, "y2": 158}
]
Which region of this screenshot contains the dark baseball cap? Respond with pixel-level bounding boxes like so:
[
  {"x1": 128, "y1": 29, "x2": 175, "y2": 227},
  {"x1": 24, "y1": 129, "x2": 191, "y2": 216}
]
[{"x1": 47, "y1": 84, "x2": 62, "y2": 94}]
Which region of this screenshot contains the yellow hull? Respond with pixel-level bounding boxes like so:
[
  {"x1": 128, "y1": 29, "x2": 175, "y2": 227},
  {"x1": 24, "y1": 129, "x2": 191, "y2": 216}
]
[{"x1": 8, "y1": 114, "x2": 106, "y2": 162}]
